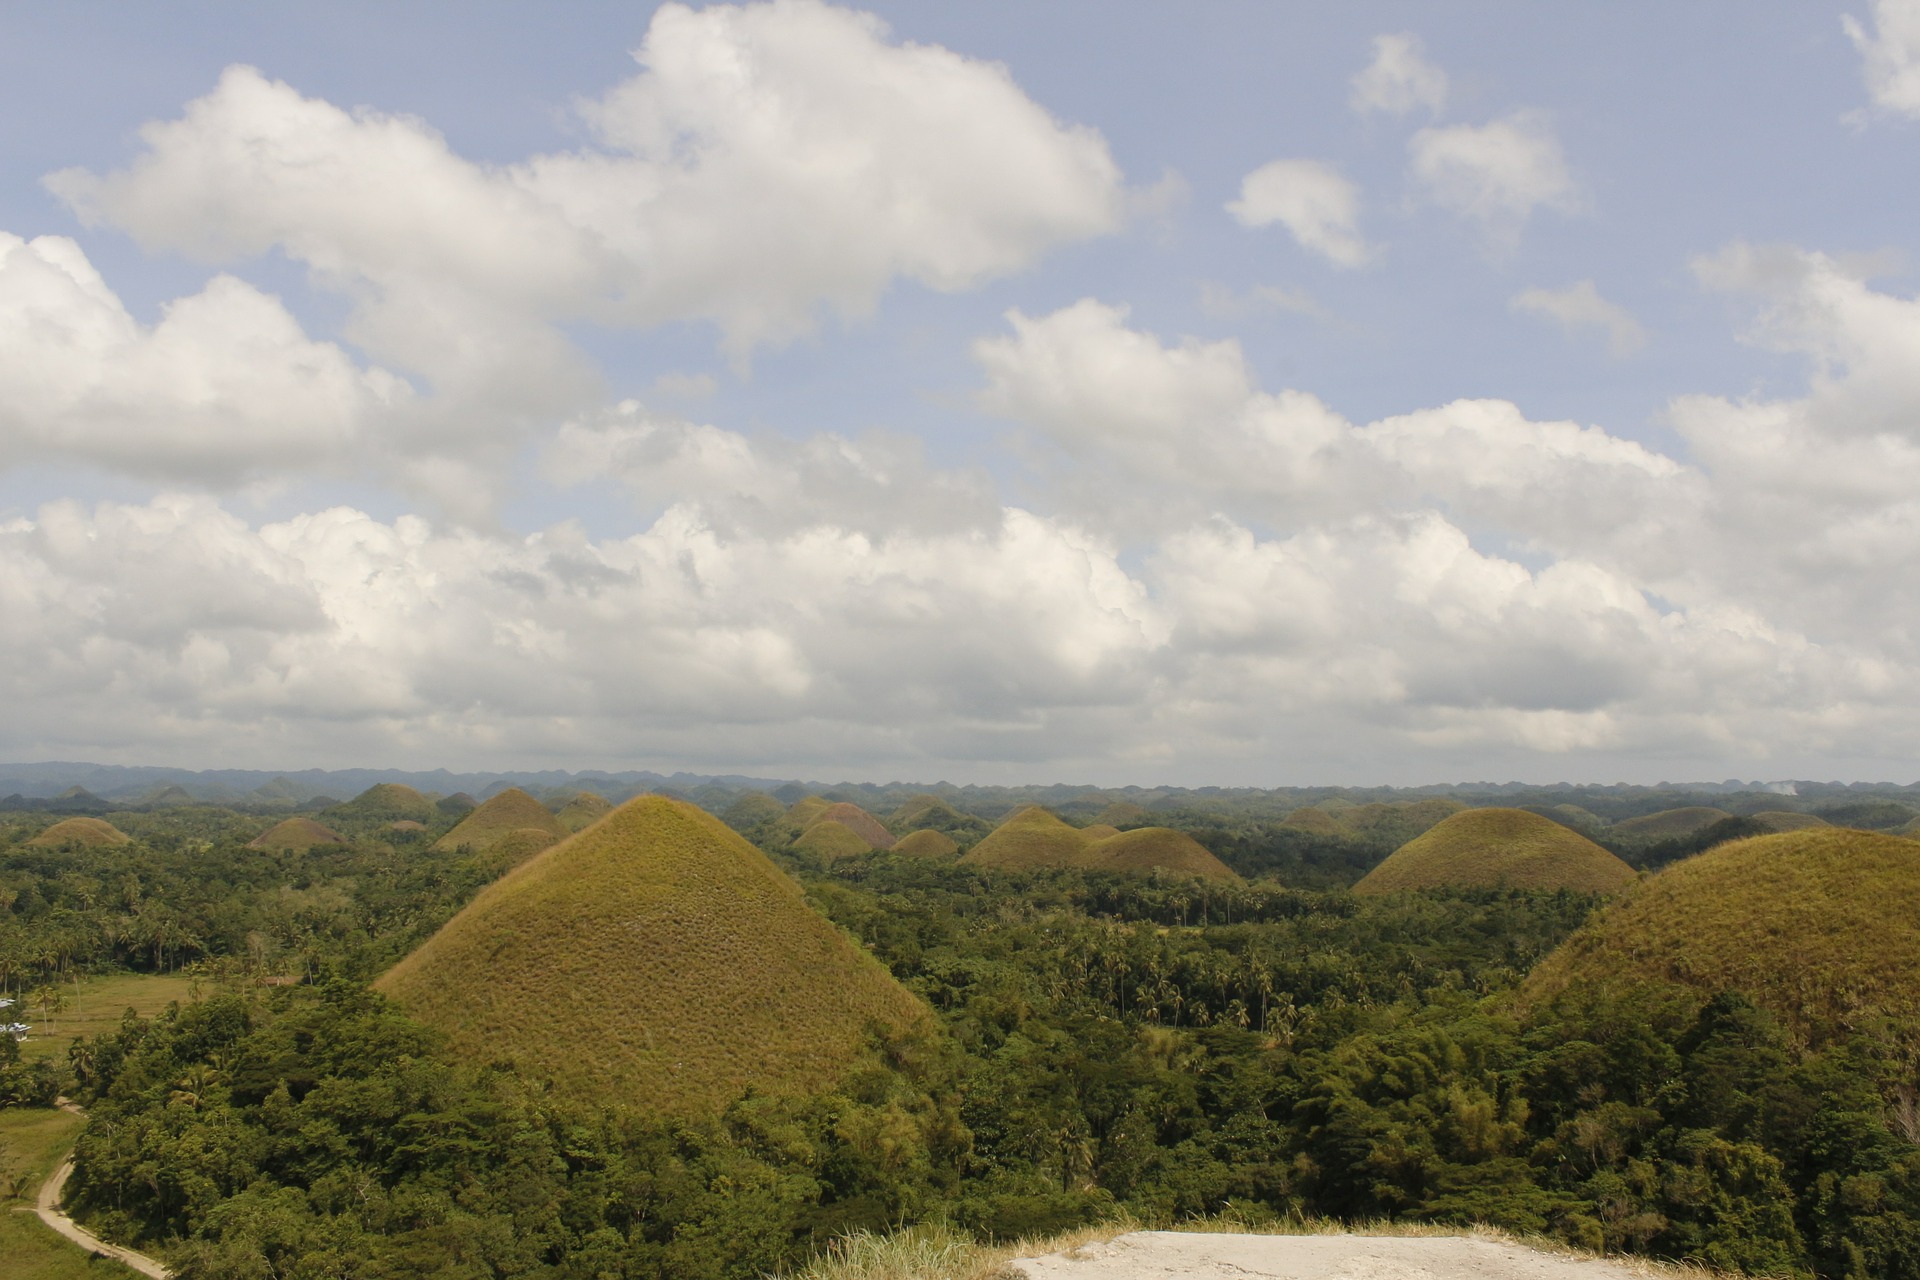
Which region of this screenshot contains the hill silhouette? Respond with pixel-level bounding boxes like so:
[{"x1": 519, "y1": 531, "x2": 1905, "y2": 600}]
[
  {"x1": 792, "y1": 819, "x2": 874, "y2": 860},
  {"x1": 248, "y1": 818, "x2": 347, "y2": 852},
  {"x1": 26, "y1": 817, "x2": 131, "y2": 849},
  {"x1": 1355, "y1": 808, "x2": 1638, "y2": 895},
  {"x1": 812, "y1": 802, "x2": 894, "y2": 850},
  {"x1": 376, "y1": 795, "x2": 926, "y2": 1113},
  {"x1": 332, "y1": 783, "x2": 437, "y2": 824},
  {"x1": 1751, "y1": 811, "x2": 1827, "y2": 833},
  {"x1": 1612, "y1": 806, "x2": 1731, "y2": 839},
  {"x1": 892, "y1": 829, "x2": 959, "y2": 858},
  {"x1": 961, "y1": 807, "x2": 1239, "y2": 881},
  {"x1": 432, "y1": 788, "x2": 567, "y2": 854},
  {"x1": 1092, "y1": 801, "x2": 1151, "y2": 829},
  {"x1": 1519, "y1": 828, "x2": 1920, "y2": 1047},
  {"x1": 555, "y1": 792, "x2": 612, "y2": 832},
  {"x1": 437, "y1": 792, "x2": 478, "y2": 816}
]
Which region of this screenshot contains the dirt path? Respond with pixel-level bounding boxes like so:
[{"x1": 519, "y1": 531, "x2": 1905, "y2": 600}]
[
  {"x1": 1013, "y1": 1230, "x2": 1682, "y2": 1280},
  {"x1": 24, "y1": 1099, "x2": 170, "y2": 1279}
]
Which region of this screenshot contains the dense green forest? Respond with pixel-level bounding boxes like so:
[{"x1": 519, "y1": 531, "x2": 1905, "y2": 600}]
[{"x1": 3, "y1": 784, "x2": 1919, "y2": 1280}]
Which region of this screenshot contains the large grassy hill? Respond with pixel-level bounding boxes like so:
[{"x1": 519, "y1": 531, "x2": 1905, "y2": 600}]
[
  {"x1": 25, "y1": 816, "x2": 131, "y2": 849},
  {"x1": 432, "y1": 787, "x2": 567, "y2": 853},
  {"x1": 331, "y1": 783, "x2": 438, "y2": 824},
  {"x1": 1354, "y1": 807, "x2": 1638, "y2": 895},
  {"x1": 812, "y1": 802, "x2": 894, "y2": 849},
  {"x1": 1518, "y1": 828, "x2": 1920, "y2": 1047},
  {"x1": 960, "y1": 806, "x2": 1239, "y2": 882},
  {"x1": 375, "y1": 795, "x2": 928, "y2": 1114},
  {"x1": 555, "y1": 791, "x2": 612, "y2": 832},
  {"x1": 248, "y1": 817, "x2": 347, "y2": 852}
]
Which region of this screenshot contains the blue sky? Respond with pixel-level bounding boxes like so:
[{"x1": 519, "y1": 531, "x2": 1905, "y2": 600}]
[{"x1": 1, "y1": 1, "x2": 1918, "y2": 784}]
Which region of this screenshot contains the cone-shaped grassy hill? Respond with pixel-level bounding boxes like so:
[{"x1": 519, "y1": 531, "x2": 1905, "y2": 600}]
[
  {"x1": 963, "y1": 806, "x2": 1090, "y2": 869},
  {"x1": 892, "y1": 829, "x2": 959, "y2": 858},
  {"x1": 812, "y1": 802, "x2": 893, "y2": 850},
  {"x1": 333, "y1": 783, "x2": 438, "y2": 823},
  {"x1": 1280, "y1": 806, "x2": 1347, "y2": 836},
  {"x1": 960, "y1": 807, "x2": 1239, "y2": 882},
  {"x1": 1355, "y1": 808, "x2": 1637, "y2": 895},
  {"x1": 555, "y1": 791, "x2": 612, "y2": 832},
  {"x1": 785, "y1": 796, "x2": 832, "y2": 830},
  {"x1": 248, "y1": 817, "x2": 347, "y2": 852},
  {"x1": 376, "y1": 795, "x2": 927, "y2": 1113},
  {"x1": 792, "y1": 819, "x2": 874, "y2": 861},
  {"x1": 723, "y1": 791, "x2": 786, "y2": 831},
  {"x1": 27, "y1": 817, "x2": 131, "y2": 849},
  {"x1": 437, "y1": 792, "x2": 478, "y2": 816},
  {"x1": 432, "y1": 787, "x2": 568, "y2": 853},
  {"x1": 1612, "y1": 806, "x2": 1731, "y2": 838},
  {"x1": 1518, "y1": 829, "x2": 1920, "y2": 1047},
  {"x1": 888, "y1": 795, "x2": 992, "y2": 841}
]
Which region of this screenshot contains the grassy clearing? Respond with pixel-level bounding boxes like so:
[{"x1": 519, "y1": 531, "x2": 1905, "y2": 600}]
[
  {"x1": 781, "y1": 1215, "x2": 1739, "y2": 1280},
  {"x1": 960, "y1": 808, "x2": 1240, "y2": 882},
  {"x1": 0, "y1": 1107, "x2": 138, "y2": 1279},
  {"x1": 24, "y1": 819, "x2": 130, "y2": 850},
  {"x1": 431, "y1": 787, "x2": 567, "y2": 852},
  {"x1": 1520, "y1": 828, "x2": 1920, "y2": 1045},
  {"x1": 1356, "y1": 808, "x2": 1637, "y2": 896},
  {"x1": 15, "y1": 972, "x2": 197, "y2": 1066},
  {"x1": 378, "y1": 796, "x2": 927, "y2": 1115}
]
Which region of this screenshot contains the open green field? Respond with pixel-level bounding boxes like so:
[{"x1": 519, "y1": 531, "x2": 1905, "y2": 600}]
[
  {"x1": 0, "y1": 1108, "x2": 137, "y2": 1279},
  {"x1": 16, "y1": 972, "x2": 197, "y2": 1066}
]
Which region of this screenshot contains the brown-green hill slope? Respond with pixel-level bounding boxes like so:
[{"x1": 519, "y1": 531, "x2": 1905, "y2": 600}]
[
  {"x1": 887, "y1": 794, "x2": 992, "y2": 841},
  {"x1": 1611, "y1": 806, "x2": 1732, "y2": 839},
  {"x1": 1092, "y1": 801, "x2": 1151, "y2": 829},
  {"x1": 792, "y1": 819, "x2": 875, "y2": 861},
  {"x1": 1518, "y1": 829, "x2": 1920, "y2": 1047},
  {"x1": 892, "y1": 829, "x2": 959, "y2": 858},
  {"x1": 722, "y1": 791, "x2": 786, "y2": 831},
  {"x1": 785, "y1": 796, "x2": 832, "y2": 831},
  {"x1": 376, "y1": 795, "x2": 927, "y2": 1113},
  {"x1": 26, "y1": 817, "x2": 131, "y2": 849},
  {"x1": 1355, "y1": 808, "x2": 1638, "y2": 895},
  {"x1": 432, "y1": 787, "x2": 568, "y2": 853},
  {"x1": 812, "y1": 802, "x2": 894, "y2": 850},
  {"x1": 960, "y1": 807, "x2": 1240, "y2": 881},
  {"x1": 248, "y1": 817, "x2": 348, "y2": 852},
  {"x1": 555, "y1": 791, "x2": 613, "y2": 832},
  {"x1": 1280, "y1": 806, "x2": 1347, "y2": 836},
  {"x1": 333, "y1": 783, "x2": 437, "y2": 823}
]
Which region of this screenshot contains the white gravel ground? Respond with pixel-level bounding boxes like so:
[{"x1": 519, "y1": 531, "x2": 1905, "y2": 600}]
[{"x1": 1011, "y1": 1231, "x2": 1674, "y2": 1280}]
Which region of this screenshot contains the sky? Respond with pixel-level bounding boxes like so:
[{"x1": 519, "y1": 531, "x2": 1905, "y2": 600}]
[{"x1": 2, "y1": 1, "x2": 1920, "y2": 786}]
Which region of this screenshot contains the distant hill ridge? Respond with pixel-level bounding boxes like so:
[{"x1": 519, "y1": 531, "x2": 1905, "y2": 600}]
[{"x1": 376, "y1": 794, "x2": 927, "y2": 1113}]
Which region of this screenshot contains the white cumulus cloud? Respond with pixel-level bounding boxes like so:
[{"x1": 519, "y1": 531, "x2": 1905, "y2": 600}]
[
  {"x1": 1844, "y1": 0, "x2": 1920, "y2": 118},
  {"x1": 1350, "y1": 33, "x2": 1449, "y2": 117},
  {"x1": 1226, "y1": 159, "x2": 1374, "y2": 267},
  {"x1": 1408, "y1": 110, "x2": 1581, "y2": 237},
  {"x1": 1511, "y1": 280, "x2": 1647, "y2": 355}
]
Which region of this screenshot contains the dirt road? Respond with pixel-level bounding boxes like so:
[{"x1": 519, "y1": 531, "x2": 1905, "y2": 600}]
[
  {"x1": 1013, "y1": 1230, "x2": 1683, "y2": 1280},
  {"x1": 27, "y1": 1100, "x2": 170, "y2": 1279}
]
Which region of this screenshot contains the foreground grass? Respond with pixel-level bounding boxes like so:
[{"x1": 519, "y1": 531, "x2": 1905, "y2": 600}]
[
  {"x1": 781, "y1": 1216, "x2": 1745, "y2": 1280},
  {"x1": 17, "y1": 972, "x2": 197, "y2": 1066},
  {"x1": 0, "y1": 1107, "x2": 137, "y2": 1279}
]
